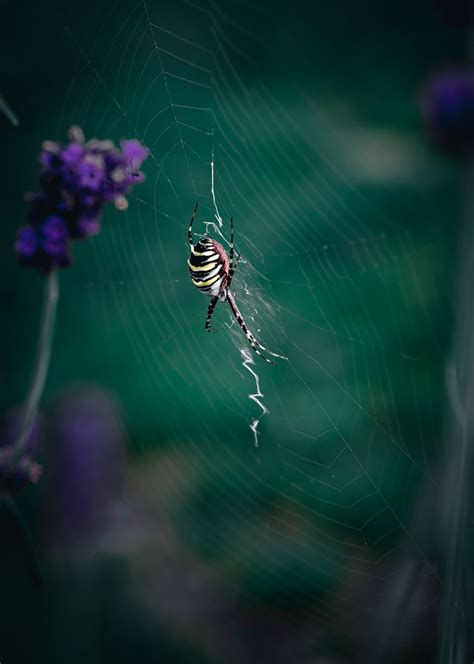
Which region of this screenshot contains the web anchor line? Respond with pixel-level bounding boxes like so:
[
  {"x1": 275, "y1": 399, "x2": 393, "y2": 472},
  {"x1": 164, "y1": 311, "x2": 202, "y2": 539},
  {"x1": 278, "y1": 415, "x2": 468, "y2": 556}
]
[
  {"x1": 211, "y1": 145, "x2": 224, "y2": 227},
  {"x1": 58, "y1": 8, "x2": 450, "y2": 646},
  {"x1": 240, "y1": 348, "x2": 269, "y2": 447}
]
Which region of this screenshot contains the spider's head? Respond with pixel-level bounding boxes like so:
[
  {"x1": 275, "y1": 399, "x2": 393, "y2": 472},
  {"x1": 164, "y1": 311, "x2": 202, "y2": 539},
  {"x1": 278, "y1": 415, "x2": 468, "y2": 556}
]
[{"x1": 192, "y1": 237, "x2": 211, "y2": 251}]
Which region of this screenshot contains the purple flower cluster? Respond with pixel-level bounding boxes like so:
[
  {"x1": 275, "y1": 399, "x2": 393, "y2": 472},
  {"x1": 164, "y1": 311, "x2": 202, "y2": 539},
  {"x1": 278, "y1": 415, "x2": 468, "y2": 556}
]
[
  {"x1": 422, "y1": 69, "x2": 474, "y2": 155},
  {"x1": 15, "y1": 126, "x2": 148, "y2": 272}
]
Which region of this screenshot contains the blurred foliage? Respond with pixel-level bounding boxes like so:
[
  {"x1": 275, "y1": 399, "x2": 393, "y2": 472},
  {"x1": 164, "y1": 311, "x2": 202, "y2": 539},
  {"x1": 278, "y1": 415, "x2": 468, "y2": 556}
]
[{"x1": 1, "y1": 0, "x2": 470, "y2": 662}]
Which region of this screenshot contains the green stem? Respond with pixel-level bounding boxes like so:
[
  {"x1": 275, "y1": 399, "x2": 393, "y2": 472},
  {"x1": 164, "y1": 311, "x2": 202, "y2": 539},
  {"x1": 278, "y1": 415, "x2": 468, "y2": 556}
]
[
  {"x1": 7, "y1": 271, "x2": 59, "y2": 474},
  {"x1": 0, "y1": 273, "x2": 59, "y2": 589}
]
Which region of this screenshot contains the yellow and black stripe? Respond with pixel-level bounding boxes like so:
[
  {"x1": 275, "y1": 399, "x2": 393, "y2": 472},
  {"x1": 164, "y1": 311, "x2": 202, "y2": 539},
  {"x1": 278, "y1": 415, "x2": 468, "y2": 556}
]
[
  {"x1": 187, "y1": 202, "x2": 286, "y2": 364},
  {"x1": 188, "y1": 239, "x2": 225, "y2": 295}
]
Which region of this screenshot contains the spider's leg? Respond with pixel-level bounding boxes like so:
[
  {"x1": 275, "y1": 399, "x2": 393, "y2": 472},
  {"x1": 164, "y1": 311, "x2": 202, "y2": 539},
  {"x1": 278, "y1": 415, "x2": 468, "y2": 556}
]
[
  {"x1": 227, "y1": 292, "x2": 286, "y2": 365},
  {"x1": 229, "y1": 217, "x2": 234, "y2": 267},
  {"x1": 226, "y1": 217, "x2": 241, "y2": 291},
  {"x1": 227, "y1": 253, "x2": 241, "y2": 292},
  {"x1": 188, "y1": 202, "x2": 199, "y2": 250},
  {"x1": 205, "y1": 296, "x2": 219, "y2": 333}
]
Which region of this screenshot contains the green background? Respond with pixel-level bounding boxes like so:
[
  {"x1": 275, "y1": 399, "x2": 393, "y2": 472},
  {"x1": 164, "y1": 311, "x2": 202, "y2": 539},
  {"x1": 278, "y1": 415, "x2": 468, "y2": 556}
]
[{"x1": 0, "y1": 1, "x2": 469, "y2": 662}]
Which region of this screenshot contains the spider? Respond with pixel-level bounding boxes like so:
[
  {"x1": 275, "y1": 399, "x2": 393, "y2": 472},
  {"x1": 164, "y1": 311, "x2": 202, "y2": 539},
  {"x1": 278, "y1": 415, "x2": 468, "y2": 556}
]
[{"x1": 188, "y1": 203, "x2": 285, "y2": 365}]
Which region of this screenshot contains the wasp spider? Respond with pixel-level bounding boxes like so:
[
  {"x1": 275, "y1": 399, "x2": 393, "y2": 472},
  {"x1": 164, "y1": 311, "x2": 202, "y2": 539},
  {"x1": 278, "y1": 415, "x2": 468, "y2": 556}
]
[{"x1": 188, "y1": 203, "x2": 285, "y2": 365}]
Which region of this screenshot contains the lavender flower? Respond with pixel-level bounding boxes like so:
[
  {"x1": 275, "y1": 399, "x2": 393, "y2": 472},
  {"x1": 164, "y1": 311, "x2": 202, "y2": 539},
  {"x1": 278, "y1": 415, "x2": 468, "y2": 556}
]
[
  {"x1": 8, "y1": 127, "x2": 147, "y2": 491},
  {"x1": 0, "y1": 412, "x2": 42, "y2": 494},
  {"x1": 422, "y1": 69, "x2": 474, "y2": 155},
  {"x1": 15, "y1": 126, "x2": 148, "y2": 272},
  {"x1": 44, "y1": 386, "x2": 126, "y2": 555},
  {"x1": 15, "y1": 225, "x2": 37, "y2": 257}
]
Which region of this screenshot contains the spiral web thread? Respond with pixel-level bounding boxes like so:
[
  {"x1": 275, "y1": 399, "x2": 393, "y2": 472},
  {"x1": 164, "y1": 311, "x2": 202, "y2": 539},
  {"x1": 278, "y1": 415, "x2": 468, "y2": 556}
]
[{"x1": 57, "y1": 0, "x2": 460, "y2": 643}]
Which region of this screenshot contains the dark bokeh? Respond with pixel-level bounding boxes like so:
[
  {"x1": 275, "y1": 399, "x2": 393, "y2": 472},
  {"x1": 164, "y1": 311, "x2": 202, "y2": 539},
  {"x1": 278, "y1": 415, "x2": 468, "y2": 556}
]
[{"x1": 1, "y1": 1, "x2": 471, "y2": 662}]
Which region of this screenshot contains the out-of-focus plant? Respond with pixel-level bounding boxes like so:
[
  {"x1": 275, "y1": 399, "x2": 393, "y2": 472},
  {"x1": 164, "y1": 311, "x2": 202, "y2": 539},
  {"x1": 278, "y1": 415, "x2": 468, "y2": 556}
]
[
  {"x1": 420, "y1": 65, "x2": 474, "y2": 662},
  {"x1": 421, "y1": 68, "x2": 474, "y2": 155},
  {"x1": 5, "y1": 127, "x2": 148, "y2": 486},
  {"x1": 15, "y1": 126, "x2": 148, "y2": 272},
  {"x1": 43, "y1": 385, "x2": 127, "y2": 557}
]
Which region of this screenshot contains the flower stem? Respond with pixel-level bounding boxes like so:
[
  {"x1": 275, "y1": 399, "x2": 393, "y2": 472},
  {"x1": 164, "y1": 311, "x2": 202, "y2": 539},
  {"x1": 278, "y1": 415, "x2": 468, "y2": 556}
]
[{"x1": 7, "y1": 271, "x2": 59, "y2": 474}]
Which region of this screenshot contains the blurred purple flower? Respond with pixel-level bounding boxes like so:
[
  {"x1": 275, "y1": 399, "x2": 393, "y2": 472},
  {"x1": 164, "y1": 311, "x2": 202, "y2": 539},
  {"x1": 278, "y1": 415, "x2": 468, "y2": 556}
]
[
  {"x1": 61, "y1": 141, "x2": 83, "y2": 166},
  {"x1": 422, "y1": 69, "x2": 474, "y2": 155},
  {"x1": 77, "y1": 154, "x2": 105, "y2": 191},
  {"x1": 0, "y1": 412, "x2": 42, "y2": 494},
  {"x1": 41, "y1": 215, "x2": 69, "y2": 256},
  {"x1": 45, "y1": 385, "x2": 127, "y2": 555},
  {"x1": 16, "y1": 217, "x2": 72, "y2": 271},
  {"x1": 16, "y1": 126, "x2": 149, "y2": 273},
  {"x1": 15, "y1": 225, "x2": 38, "y2": 257},
  {"x1": 39, "y1": 140, "x2": 62, "y2": 170},
  {"x1": 120, "y1": 138, "x2": 149, "y2": 170}
]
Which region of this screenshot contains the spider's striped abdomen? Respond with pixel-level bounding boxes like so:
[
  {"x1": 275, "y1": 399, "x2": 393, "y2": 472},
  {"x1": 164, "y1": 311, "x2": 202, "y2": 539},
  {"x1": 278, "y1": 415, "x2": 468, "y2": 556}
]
[{"x1": 188, "y1": 238, "x2": 229, "y2": 298}]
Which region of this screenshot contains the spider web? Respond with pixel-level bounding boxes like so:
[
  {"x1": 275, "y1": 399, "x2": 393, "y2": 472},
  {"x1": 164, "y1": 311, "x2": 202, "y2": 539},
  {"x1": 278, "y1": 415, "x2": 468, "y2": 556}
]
[{"x1": 53, "y1": 0, "x2": 454, "y2": 656}]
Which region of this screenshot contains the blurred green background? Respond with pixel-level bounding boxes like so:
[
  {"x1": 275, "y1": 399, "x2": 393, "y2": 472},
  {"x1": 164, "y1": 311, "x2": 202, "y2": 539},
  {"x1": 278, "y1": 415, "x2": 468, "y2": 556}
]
[{"x1": 0, "y1": 1, "x2": 469, "y2": 662}]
